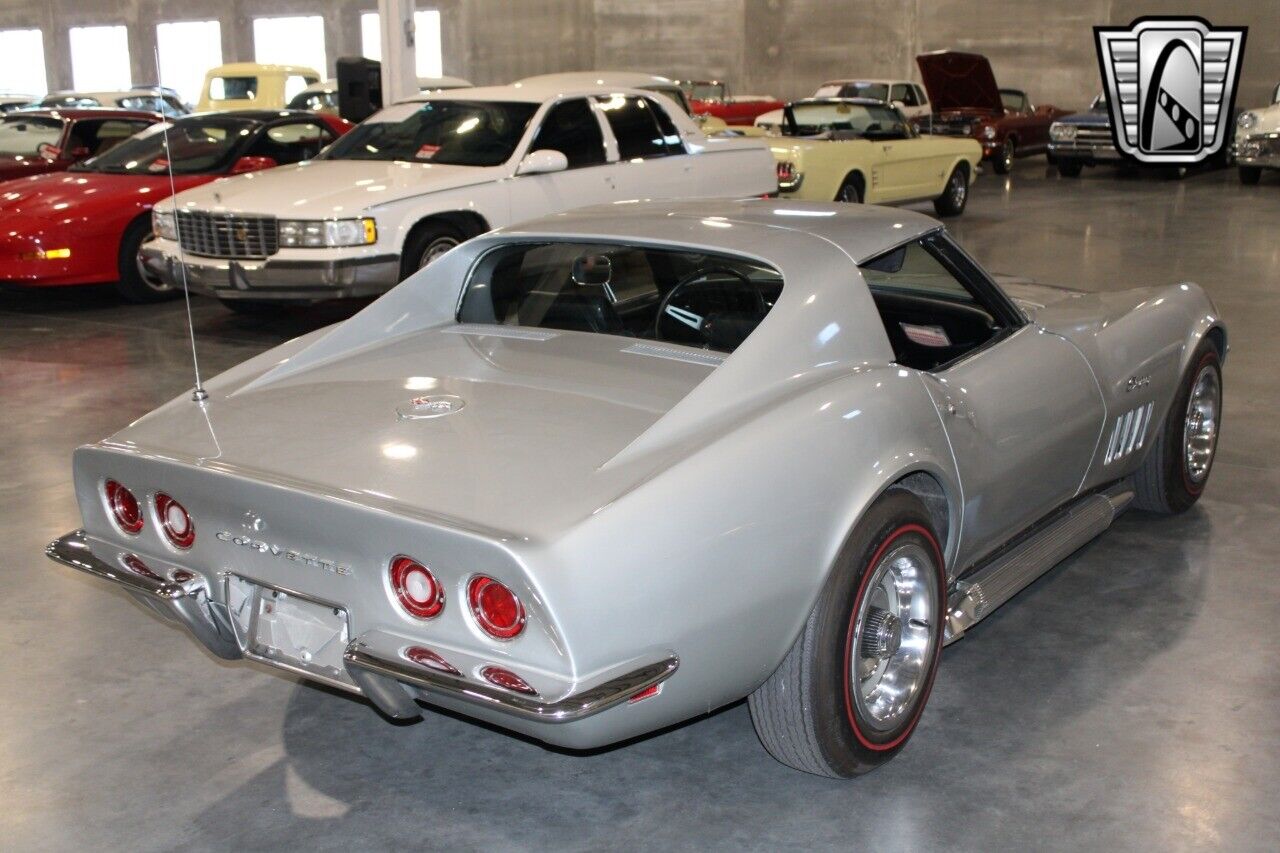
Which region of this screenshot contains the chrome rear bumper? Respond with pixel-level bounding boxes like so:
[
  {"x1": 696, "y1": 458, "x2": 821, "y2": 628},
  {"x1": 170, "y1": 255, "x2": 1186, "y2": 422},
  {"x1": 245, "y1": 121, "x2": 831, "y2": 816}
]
[{"x1": 46, "y1": 530, "x2": 677, "y2": 725}]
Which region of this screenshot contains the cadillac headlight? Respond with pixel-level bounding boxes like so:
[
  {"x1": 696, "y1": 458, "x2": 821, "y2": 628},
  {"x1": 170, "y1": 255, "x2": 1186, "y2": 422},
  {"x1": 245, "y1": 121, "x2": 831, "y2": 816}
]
[
  {"x1": 1237, "y1": 111, "x2": 1257, "y2": 130},
  {"x1": 1050, "y1": 123, "x2": 1076, "y2": 142},
  {"x1": 152, "y1": 208, "x2": 178, "y2": 241},
  {"x1": 982, "y1": 125, "x2": 997, "y2": 140},
  {"x1": 278, "y1": 218, "x2": 377, "y2": 248}
]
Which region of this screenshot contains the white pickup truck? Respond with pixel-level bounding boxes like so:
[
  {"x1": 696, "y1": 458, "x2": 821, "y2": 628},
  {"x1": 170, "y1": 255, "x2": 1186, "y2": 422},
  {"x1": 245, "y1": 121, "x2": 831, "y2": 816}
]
[{"x1": 143, "y1": 82, "x2": 776, "y2": 310}]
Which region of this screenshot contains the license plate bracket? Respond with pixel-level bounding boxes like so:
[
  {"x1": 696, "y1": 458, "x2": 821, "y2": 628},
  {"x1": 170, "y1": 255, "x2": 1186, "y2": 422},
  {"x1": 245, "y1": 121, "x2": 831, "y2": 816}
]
[{"x1": 226, "y1": 575, "x2": 355, "y2": 690}]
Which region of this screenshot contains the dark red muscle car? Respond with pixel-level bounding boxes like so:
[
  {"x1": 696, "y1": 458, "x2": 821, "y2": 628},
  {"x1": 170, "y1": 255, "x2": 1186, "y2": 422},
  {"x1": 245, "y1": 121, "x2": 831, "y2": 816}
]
[
  {"x1": 916, "y1": 51, "x2": 1071, "y2": 174},
  {"x1": 0, "y1": 110, "x2": 351, "y2": 301}
]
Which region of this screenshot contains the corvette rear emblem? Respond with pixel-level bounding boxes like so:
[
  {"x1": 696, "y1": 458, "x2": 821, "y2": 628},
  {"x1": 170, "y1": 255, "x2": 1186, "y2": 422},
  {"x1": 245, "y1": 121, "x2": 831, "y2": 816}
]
[
  {"x1": 397, "y1": 394, "x2": 465, "y2": 420},
  {"x1": 1094, "y1": 17, "x2": 1246, "y2": 164}
]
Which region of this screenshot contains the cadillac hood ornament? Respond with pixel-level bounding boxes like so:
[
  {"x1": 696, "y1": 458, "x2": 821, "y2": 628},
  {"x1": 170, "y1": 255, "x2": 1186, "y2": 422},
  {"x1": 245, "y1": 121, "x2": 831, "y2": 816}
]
[
  {"x1": 397, "y1": 394, "x2": 465, "y2": 420},
  {"x1": 1094, "y1": 17, "x2": 1246, "y2": 164}
]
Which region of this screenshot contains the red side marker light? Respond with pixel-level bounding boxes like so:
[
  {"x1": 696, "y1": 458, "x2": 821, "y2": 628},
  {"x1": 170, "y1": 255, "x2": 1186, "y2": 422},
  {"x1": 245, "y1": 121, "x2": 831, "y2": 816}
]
[
  {"x1": 404, "y1": 645, "x2": 462, "y2": 676},
  {"x1": 480, "y1": 665, "x2": 537, "y2": 695},
  {"x1": 628, "y1": 683, "x2": 662, "y2": 704}
]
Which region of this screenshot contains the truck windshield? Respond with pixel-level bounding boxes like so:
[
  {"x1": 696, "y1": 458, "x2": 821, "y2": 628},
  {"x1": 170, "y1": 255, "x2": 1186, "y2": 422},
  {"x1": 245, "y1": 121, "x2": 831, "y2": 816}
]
[{"x1": 322, "y1": 100, "x2": 539, "y2": 167}]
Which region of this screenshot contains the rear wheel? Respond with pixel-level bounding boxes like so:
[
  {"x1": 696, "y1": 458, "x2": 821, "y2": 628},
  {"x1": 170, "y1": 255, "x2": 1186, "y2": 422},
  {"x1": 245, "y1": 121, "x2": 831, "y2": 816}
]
[
  {"x1": 1238, "y1": 166, "x2": 1262, "y2": 185},
  {"x1": 932, "y1": 164, "x2": 969, "y2": 217},
  {"x1": 1057, "y1": 161, "x2": 1083, "y2": 178},
  {"x1": 835, "y1": 173, "x2": 864, "y2": 204},
  {"x1": 749, "y1": 489, "x2": 945, "y2": 777},
  {"x1": 114, "y1": 219, "x2": 175, "y2": 303},
  {"x1": 992, "y1": 138, "x2": 1014, "y2": 174},
  {"x1": 401, "y1": 221, "x2": 463, "y2": 280},
  {"x1": 1133, "y1": 339, "x2": 1222, "y2": 514}
]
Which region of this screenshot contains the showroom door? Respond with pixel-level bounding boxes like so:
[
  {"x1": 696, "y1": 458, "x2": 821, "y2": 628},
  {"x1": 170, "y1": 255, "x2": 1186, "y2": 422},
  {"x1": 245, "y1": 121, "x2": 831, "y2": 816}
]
[{"x1": 508, "y1": 97, "x2": 620, "y2": 222}]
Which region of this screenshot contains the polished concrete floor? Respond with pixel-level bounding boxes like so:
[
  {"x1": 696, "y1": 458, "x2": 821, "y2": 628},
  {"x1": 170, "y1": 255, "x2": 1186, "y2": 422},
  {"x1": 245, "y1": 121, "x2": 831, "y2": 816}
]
[{"x1": 2, "y1": 163, "x2": 1278, "y2": 852}]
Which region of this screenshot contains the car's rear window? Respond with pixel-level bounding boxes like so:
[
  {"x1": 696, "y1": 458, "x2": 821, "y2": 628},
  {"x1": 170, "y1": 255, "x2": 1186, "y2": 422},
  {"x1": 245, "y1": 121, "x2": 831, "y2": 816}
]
[
  {"x1": 458, "y1": 242, "x2": 783, "y2": 354},
  {"x1": 209, "y1": 77, "x2": 258, "y2": 100}
]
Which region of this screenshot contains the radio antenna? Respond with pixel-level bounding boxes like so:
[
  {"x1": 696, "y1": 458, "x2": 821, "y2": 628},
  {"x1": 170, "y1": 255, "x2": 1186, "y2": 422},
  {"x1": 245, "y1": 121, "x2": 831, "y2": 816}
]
[{"x1": 153, "y1": 47, "x2": 207, "y2": 403}]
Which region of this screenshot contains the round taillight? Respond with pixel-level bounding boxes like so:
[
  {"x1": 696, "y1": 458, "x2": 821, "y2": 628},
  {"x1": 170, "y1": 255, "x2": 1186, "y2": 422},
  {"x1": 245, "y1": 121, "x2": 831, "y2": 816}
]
[
  {"x1": 467, "y1": 576, "x2": 525, "y2": 640},
  {"x1": 403, "y1": 645, "x2": 461, "y2": 676},
  {"x1": 390, "y1": 556, "x2": 444, "y2": 619},
  {"x1": 155, "y1": 493, "x2": 195, "y2": 549},
  {"x1": 480, "y1": 665, "x2": 537, "y2": 695},
  {"x1": 105, "y1": 480, "x2": 143, "y2": 534}
]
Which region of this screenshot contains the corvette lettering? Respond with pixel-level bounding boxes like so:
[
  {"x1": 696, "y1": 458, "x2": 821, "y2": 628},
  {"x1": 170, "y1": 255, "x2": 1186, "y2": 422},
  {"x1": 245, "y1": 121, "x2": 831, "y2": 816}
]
[{"x1": 215, "y1": 531, "x2": 352, "y2": 576}]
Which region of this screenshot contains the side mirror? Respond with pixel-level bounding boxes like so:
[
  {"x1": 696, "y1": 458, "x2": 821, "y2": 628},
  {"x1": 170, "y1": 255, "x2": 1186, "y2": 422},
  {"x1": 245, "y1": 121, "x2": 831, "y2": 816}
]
[
  {"x1": 892, "y1": 100, "x2": 905, "y2": 109},
  {"x1": 230, "y1": 155, "x2": 277, "y2": 174},
  {"x1": 36, "y1": 143, "x2": 61, "y2": 160},
  {"x1": 516, "y1": 149, "x2": 568, "y2": 175}
]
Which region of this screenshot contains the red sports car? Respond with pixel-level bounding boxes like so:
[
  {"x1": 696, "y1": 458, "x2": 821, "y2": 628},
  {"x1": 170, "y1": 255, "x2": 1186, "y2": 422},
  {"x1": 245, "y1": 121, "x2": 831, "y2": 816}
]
[
  {"x1": 0, "y1": 108, "x2": 161, "y2": 182},
  {"x1": 0, "y1": 110, "x2": 352, "y2": 301},
  {"x1": 677, "y1": 80, "x2": 785, "y2": 126}
]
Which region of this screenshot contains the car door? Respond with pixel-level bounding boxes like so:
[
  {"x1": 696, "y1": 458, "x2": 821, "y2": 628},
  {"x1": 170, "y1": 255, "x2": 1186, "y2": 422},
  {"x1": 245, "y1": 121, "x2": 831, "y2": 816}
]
[
  {"x1": 594, "y1": 94, "x2": 688, "y2": 199},
  {"x1": 507, "y1": 97, "x2": 619, "y2": 223},
  {"x1": 870, "y1": 109, "x2": 941, "y2": 201},
  {"x1": 863, "y1": 233, "x2": 1105, "y2": 567}
]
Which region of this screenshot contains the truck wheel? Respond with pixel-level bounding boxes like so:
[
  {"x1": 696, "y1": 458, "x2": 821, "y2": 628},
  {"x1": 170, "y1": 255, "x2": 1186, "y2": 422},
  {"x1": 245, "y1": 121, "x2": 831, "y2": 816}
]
[
  {"x1": 932, "y1": 164, "x2": 968, "y2": 217},
  {"x1": 992, "y1": 138, "x2": 1014, "y2": 174},
  {"x1": 1057, "y1": 161, "x2": 1083, "y2": 178},
  {"x1": 1239, "y1": 166, "x2": 1261, "y2": 185},
  {"x1": 115, "y1": 219, "x2": 176, "y2": 303},
  {"x1": 401, "y1": 221, "x2": 463, "y2": 280},
  {"x1": 1133, "y1": 339, "x2": 1222, "y2": 514},
  {"x1": 835, "y1": 174, "x2": 864, "y2": 204},
  {"x1": 749, "y1": 489, "x2": 945, "y2": 777}
]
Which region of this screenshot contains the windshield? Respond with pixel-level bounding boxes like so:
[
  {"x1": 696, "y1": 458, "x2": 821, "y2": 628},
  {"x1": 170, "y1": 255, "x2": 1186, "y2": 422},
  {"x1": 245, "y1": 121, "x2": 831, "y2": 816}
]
[
  {"x1": 459, "y1": 242, "x2": 783, "y2": 354},
  {"x1": 73, "y1": 117, "x2": 258, "y2": 174},
  {"x1": 783, "y1": 102, "x2": 910, "y2": 138},
  {"x1": 323, "y1": 100, "x2": 538, "y2": 166},
  {"x1": 826, "y1": 82, "x2": 890, "y2": 102},
  {"x1": 0, "y1": 116, "x2": 63, "y2": 155},
  {"x1": 686, "y1": 82, "x2": 725, "y2": 101},
  {"x1": 1000, "y1": 90, "x2": 1028, "y2": 112}
]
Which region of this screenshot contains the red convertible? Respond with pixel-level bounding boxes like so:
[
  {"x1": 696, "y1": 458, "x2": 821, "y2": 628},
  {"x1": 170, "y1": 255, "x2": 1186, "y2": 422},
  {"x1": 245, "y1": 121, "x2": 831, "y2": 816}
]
[
  {"x1": 677, "y1": 80, "x2": 784, "y2": 126},
  {"x1": 0, "y1": 108, "x2": 160, "y2": 183},
  {"x1": 916, "y1": 51, "x2": 1071, "y2": 174},
  {"x1": 0, "y1": 110, "x2": 351, "y2": 301}
]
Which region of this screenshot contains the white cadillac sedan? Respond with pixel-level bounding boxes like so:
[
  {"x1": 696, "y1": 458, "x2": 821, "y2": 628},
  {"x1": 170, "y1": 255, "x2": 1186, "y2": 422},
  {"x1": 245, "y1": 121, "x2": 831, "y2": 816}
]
[{"x1": 141, "y1": 81, "x2": 776, "y2": 311}]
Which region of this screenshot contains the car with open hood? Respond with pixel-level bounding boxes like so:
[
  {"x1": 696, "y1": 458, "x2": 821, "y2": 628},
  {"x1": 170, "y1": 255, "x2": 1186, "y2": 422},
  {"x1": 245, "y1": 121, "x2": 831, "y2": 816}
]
[
  {"x1": 0, "y1": 111, "x2": 351, "y2": 301},
  {"x1": 1232, "y1": 82, "x2": 1280, "y2": 185},
  {"x1": 142, "y1": 81, "x2": 775, "y2": 312},
  {"x1": 763, "y1": 98, "x2": 981, "y2": 216},
  {"x1": 916, "y1": 50, "x2": 1070, "y2": 174},
  {"x1": 0, "y1": 108, "x2": 160, "y2": 184},
  {"x1": 46, "y1": 198, "x2": 1225, "y2": 777}
]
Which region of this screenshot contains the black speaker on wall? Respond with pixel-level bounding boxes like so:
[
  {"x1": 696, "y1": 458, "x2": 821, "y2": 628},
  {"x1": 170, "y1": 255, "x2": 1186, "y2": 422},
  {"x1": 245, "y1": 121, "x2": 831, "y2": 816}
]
[{"x1": 336, "y1": 56, "x2": 383, "y2": 122}]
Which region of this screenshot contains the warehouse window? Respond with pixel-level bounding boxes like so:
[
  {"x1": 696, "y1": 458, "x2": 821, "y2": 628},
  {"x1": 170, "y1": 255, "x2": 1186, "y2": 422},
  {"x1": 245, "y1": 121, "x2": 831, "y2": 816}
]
[
  {"x1": 253, "y1": 16, "x2": 326, "y2": 75},
  {"x1": 156, "y1": 21, "x2": 222, "y2": 106},
  {"x1": 0, "y1": 29, "x2": 47, "y2": 96},
  {"x1": 69, "y1": 25, "x2": 132, "y2": 91},
  {"x1": 359, "y1": 10, "x2": 444, "y2": 78}
]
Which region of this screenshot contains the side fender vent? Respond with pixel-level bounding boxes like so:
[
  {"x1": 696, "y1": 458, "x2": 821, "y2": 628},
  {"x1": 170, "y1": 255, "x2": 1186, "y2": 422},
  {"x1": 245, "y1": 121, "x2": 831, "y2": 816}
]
[{"x1": 1104, "y1": 401, "x2": 1155, "y2": 465}]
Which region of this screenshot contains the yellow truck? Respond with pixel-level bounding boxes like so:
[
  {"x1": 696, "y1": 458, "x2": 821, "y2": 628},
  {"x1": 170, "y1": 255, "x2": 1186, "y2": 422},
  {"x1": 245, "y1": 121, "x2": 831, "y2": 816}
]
[{"x1": 196, "y1": 63, "x2": 322, "y2": 112}]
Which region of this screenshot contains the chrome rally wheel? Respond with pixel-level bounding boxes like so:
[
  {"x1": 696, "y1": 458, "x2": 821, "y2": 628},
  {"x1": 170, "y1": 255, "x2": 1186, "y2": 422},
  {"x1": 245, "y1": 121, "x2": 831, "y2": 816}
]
[
  {"x1": 748, "y1": 490, "x2": 945, "y2": 777},
  {"x1": 1182, "y1": 359, "x2": 1221, "y2": 487},
  {"x1": 847, "y1": 538, "x2": 939, "y2": 735}
]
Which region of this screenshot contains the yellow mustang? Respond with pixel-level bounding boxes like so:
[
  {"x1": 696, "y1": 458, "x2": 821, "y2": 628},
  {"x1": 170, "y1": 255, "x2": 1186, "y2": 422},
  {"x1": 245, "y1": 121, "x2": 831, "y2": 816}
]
[{"x1": 767, "y1": 99, "x2": 982, "y2": 216}]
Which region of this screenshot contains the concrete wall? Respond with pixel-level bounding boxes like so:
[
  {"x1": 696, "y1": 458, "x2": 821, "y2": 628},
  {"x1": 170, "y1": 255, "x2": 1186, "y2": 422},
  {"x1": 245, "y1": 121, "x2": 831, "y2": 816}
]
[{"x1": 0, "y1": 0, "x2": 1273, "y2": 111}]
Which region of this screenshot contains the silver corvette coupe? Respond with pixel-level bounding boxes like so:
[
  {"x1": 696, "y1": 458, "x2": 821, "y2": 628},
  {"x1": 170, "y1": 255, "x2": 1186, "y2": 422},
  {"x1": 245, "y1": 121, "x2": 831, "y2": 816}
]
[{"x1": 47, "y1": 200, "x2": 1225, "y2": 777}]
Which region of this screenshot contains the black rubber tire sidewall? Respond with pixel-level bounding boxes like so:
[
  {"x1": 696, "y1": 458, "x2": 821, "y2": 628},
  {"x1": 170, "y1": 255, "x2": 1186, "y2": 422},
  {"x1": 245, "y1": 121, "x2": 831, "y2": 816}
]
[
  {"x1": 1058, "y1": 161, "x2": 1083, "y2": 178},
  {"x1": 809, "y1": 490, "x2": 945, "y2": 776},
  {"x1": 992, "y1": 139, "x2": 1013, "y2": 174},
  {"x1": 932, "y1": 164, "x2": 968, "y2": 217},
  {"x1": 400, "y1": 221, "x2": 463, "y2": 280},
  {"x1": 1238, "y1": 166, "x2": 1261, "y2": 185},
  {"x1": 115, "y1": 219, "x2": 175, "y2": 303},
  {"x1": 836, "y1": 174, "x2": 864, "y2": 204},
  {"x1": 1162, "y1": 344, "x2": 1222, "y2": 513}
]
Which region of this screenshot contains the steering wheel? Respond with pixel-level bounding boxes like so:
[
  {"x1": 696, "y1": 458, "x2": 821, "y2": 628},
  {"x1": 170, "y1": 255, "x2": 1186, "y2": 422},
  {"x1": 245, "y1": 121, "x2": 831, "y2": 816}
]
[{"x1": 654, "y1": 266, "x2": 765, "y2": 345}]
